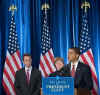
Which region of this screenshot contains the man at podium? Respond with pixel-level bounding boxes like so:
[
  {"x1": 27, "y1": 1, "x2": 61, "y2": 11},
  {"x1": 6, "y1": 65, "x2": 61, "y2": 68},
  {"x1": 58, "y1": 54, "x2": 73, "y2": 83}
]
[{"x1": 66, "y1": 47, "x2": 93, "y2": 91}]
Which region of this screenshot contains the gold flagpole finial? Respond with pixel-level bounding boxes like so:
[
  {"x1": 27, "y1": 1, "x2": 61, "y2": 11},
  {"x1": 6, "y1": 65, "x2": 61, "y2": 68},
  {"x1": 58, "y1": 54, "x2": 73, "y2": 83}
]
[
  {"x1": 81, "y1": 1, "x2": 90, "y2": 13},
  {"x1": 41, "y1": 3, "x2": 50, "y2": 11},
  {"x1": 9, "y1": 5, "x2": 17, "y2": 15}
]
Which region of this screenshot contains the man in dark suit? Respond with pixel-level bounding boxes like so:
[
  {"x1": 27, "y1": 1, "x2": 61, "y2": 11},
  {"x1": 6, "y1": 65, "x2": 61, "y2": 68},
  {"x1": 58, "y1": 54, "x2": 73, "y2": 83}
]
[
  {"x1": 66, "y1": 47, "x2": 93, "y2": 90},
  {"x1": 14, "y1": 54, "x2": 41, "y2": 95}
]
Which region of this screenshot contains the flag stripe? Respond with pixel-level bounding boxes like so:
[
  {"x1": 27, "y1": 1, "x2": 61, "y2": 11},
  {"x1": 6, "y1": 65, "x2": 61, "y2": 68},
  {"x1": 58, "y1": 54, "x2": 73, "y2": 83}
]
[
  {"x1": 81, "y1": 53, "x2": 97, "y2": 76},
  {"x1": 7, "y1": 51, "x2": 17, "y2": 72},
  {"x1": 39, "y1": 65, "x2": 45, "y2": 77},
  {"x1": 92, "y1": 88, "x2": 97, "y2": 95},
  {"x1": 49, "y1": 49, "x2": 54, "y2": 57},
  {"x1": 3, "y1": 69, "x2": 15, "y2": 91},
  {"x1": 40, "y1": 60, "x2": 48, "y2": 77},
  {"x1": 6, "y1": 57, "x2": 15, "y2": 76},
  {"x1": 46, "y1": 52, "x2": 56, "y2": 72},
  {"x1": 41, "y1": 55, "x2": 51, "y2": 74},
  {"x1": 43, "y1": 55, "x2": 54, "y2": 73},
  {"x1": 80, "y1": 55, "x2": 98, "y2": 95},
  {"x1": 80, "y1": 54, "x2": 98, "y2": 85},
  {"x1": 48, "y1": 49, "x2": 54, "y2": 64},
  {"x1": 40, "y1": 51, "x2": 56, "y2": 77},
  {"x1": 4, "y1": 62, "x2": 14, "y2": 82},
  {"x1": 81, "y1": 53, "x2": 97, "y2": 80},
  {"x1": 14, "y1": 51, "x2": 22, "y2": 68},
  {"x1": 3, "y1": 74, "x2": 15, "y2": 95},
  {"x1": 2, "y1": 79, "x2": 11, "y2": 95},
  {"x1": 86, "y1": 50, "x2": 95, "y2": 66},
  {"x1": 12, "y1": 54, "x2": 20, "y2": 70},
  {"x1": 93, "y1": 79, "x2": 98, "y2": 93},
  {"x1": 15, "y1": 51, "x2": 22, "y2": 67}
]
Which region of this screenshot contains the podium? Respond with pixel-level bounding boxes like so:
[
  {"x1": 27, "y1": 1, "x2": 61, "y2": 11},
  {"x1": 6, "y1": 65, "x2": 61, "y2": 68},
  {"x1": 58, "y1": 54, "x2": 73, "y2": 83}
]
[
  {"x1": 42, "y1": 77, "x2": 74, "y2": 95},
  {"x1": 42, "y1": 77, "x2": 91, "y2": 95},
  {"x1": 74, "y1": 88, "x2": 91, "y2": 95},
  {"x1": 41, "y1": 88, "x2": 90, "y2": 95}
]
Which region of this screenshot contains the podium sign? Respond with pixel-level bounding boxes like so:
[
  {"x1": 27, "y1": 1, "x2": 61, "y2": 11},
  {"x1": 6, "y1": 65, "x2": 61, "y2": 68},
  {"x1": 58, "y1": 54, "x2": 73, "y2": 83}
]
[{"x1": 42, "y1": 77, "x2": 74, "y2": 95}]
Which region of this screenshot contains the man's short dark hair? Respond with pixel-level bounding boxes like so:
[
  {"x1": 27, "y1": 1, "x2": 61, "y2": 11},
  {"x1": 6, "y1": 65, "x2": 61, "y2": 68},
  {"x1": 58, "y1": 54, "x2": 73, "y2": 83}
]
[
  {"x1": 23, "y1": 53, "x2": 31, "y2": 60},
  {"x1": 70, "y1": 47, "x2": 80, "y2": 55}
]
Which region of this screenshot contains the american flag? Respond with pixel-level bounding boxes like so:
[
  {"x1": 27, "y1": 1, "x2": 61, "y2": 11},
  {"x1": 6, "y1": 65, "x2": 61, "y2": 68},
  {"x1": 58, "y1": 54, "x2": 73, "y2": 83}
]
[
  {"x1": 79, "y1": 3, "x2": 98, "y2": 95},
  {"x1": 2, "y1": 6, "x2": 22, "y2": 95},
  {"x1": 39, "y1": 5, "x2": 56, "y2": 77}
]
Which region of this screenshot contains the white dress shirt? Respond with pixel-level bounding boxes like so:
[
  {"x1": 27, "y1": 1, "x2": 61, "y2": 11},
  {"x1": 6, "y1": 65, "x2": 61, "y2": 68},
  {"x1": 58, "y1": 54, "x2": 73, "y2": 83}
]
[
  {"x1": 25, "y1": 66, "x2": 32, "y2": 80},
  {"x1": 71, "y1": 60, "x2": 79, "y2": 71}
]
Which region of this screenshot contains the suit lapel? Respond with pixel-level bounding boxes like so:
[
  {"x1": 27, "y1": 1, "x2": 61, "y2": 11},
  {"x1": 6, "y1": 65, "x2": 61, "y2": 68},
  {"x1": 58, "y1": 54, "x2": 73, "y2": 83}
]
[
  {"x1": 75, "y1": 62, "x2": 81, "y2": 78},
  {"x1": 29, "y1": 68, "x2": 35, "y2": 88},
  {"x1": 67, "y1": 63, "x2": 71, "y2": 76},
  {"x1": 22, "y1": 68, "x2": 28, "y2": 86},
  {"x1": 29, "y1": 69, "x2": 33, "y2": 85}
]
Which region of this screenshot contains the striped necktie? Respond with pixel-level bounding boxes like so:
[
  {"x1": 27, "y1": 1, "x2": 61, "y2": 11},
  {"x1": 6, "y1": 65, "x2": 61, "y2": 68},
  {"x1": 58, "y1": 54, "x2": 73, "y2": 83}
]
[
  {"x1": 26, "y1": 69, "x2": 30, "y2": 84},
  {"x1": 71, "y1": 65, "x2": 75, "y2": 77}
]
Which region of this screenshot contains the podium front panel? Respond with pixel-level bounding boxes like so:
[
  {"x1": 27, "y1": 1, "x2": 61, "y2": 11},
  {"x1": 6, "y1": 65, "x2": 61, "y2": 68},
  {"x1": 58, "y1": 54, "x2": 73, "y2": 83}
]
[{"x1": 42, "y1": 77, "x2": 74, "y2": 95}]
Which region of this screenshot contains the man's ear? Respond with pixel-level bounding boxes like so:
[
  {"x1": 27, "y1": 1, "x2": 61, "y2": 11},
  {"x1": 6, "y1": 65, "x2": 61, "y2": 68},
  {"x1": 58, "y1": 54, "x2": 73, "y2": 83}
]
[
  {"x1": 76, "y1": 54, "x2": 79, "y2": 59},
  {"x1": 31, "y1": 58, "x2": 32, "y2": 62}
]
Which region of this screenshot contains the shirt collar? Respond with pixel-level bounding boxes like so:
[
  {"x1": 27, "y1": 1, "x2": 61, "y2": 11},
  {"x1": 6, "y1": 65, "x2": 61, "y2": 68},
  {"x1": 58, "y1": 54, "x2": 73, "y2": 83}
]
[
  {"x1": 25, "y1": 66, "x2": 32, "y2": 71},
  {"x1": 71, "y1": 60, "x2": 79, "y2": 70}
]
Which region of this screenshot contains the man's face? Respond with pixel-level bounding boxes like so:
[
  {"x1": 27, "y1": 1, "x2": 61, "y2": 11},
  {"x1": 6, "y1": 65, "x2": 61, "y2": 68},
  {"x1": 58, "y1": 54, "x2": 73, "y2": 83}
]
[
  {"x1": 23, "y1": 56, "x2": 32, "y2": 68},
  {"x1": 68, "y1": 49, "x2": 79, "y2": 63},
  {"x1": 55, "y1": 60, "x2": 64, "y2": 71}
]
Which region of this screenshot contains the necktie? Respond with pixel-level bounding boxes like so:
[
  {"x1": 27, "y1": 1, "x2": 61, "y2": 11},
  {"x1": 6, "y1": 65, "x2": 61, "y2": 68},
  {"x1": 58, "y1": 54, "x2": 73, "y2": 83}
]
[
  {"x1": 26, "y1": 69, "x2": 30, "y2": 84},
  {"x1": 71, "y1": 65, "x2": 75, "y2": 77}
]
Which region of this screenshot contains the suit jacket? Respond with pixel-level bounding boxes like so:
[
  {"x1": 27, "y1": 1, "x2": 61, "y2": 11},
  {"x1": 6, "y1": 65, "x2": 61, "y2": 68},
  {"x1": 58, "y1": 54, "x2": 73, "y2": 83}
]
[
  {"x1": 65, "y1": 62, "x2": 93, "y2": 90},
  {"x1": 14, "y1": 68, "x2": 41, "y2": 95}
]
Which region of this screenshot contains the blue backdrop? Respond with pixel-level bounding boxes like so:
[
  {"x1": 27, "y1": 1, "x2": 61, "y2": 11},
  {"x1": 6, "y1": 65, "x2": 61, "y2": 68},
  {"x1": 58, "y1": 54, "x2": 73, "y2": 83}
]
[{"x1": 0, "y1": 0, "x2": 100, "y2": 94}]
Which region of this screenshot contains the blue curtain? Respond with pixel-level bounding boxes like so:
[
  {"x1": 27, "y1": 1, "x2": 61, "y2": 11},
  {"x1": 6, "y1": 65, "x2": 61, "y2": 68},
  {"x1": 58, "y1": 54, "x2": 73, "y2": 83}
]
[
  {"x1": 0, "y1": 3, "x2": 1, "y2": 93},
  {"x1": 51, "y1": 0, "x2": 73, "y2": 64},
  {"x1": 0, "y1": 0, "x2": 100, "y2": 94},
  {"x1": 16, "y1": 0, "x2": 31, "y2": 57},
  {"x1": 0, "y1": 0, "x2": 9, "y2": 94},
  {"x1": 30, "y1": 0, "x2": 41, "y2": 68},
  {"x1": 92, "y1": 0, "x2": 100, "y2": 93},
  {"x1": 50, "y1": 0, "x2": 80, "y2": 64}
]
